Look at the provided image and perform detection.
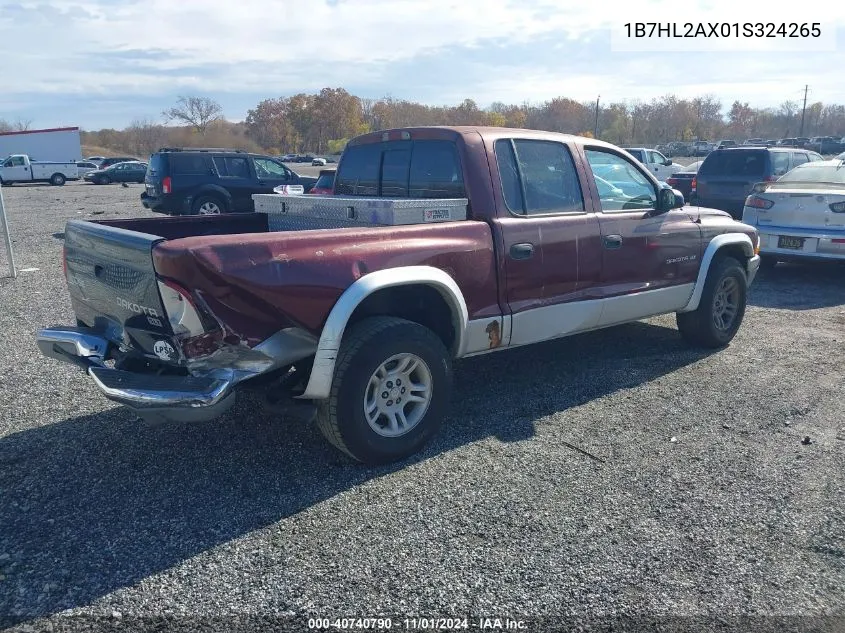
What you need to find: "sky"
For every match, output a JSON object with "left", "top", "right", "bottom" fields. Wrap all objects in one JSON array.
[{"left": 1, "top": 0, "right": 845, "bottom": 130}]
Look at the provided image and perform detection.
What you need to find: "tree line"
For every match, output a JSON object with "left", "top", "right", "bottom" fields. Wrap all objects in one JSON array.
[{"left": 78, "top": 89, "right": 845, "bottom": 158}]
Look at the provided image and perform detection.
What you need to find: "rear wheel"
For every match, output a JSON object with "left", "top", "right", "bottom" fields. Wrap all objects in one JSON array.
[
  {"left": 50, "top": 173, "right": 66, "bottom": 186},
  {"left": 192, "top": 195, "right": 226, "bottom": 215},
  {"left": 677, "top": 256, "right": 747, "bottom": 348},
  {"left": 315, "top": 316, "right": 452, "bottom": 465}
]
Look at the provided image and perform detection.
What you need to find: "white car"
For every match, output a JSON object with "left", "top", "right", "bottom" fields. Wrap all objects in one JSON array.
[
  {"left": 76, "top": 160, "right": 100, "bottom": 178},
  {"left": 741, "top": 159, "right": 845, "bottom": 269},
  {"left": 621, "top": 147, "right": 682, "bottom": 182},
  {"left": 312, "top": 157, "right": 327, "bottom": 166}
]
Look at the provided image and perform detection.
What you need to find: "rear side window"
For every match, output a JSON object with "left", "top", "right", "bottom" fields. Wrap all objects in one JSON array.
[
  {"left": 699, "top": 150, "right": 766, "bottom": 177},
  {"left": 213, "top": 156, "right": 251, "bottom": 178},
  {"left": 771, "top": 152, "right": 790, "bottom": 176},
  {"left": 496, "top": 139, "right": 584, "bottom": 215},
  {"left": 314, "top": 171, "right": 335, "bottom": 189},
  {"left": 171, "top": 154, "right": 211, "bottom": 175}
]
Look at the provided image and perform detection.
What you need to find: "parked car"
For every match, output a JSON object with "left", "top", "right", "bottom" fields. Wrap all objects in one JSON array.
[
  {"left": 694, "top": 147, "right": 824, "bottom": 218},
  {"left": 621, "top": 147, "right": 682, "bottom": 181},
  {"left": 99, "top": 156, "right": 141, "bottom": 169},
  {"left": 796, "top": 137, "right": 811, "bottom": 148},
  {"left": 807, "top": 136, "right": 843, "bottom": 154},
  {"left": 741, "top": 159, "right": 845, "bottom": 270},
  {"left": 280, "top": 154, "right": 298, "bottom": 162},
  {"left": 140, "top": 147, "right": 317, "bottom": 215},
  {"left": 764, "top": 140, "right": 778, "bottom": 146},
  {"left": 717, "top": 140, "right": 738, "bottom": 149},
  {"left": 85, "top": 156, "right": 106, "bottom": 165},
  {"left": 777, "top": 138, "right": 798, "bottom": 148},
  {"left": 84, "top": 161, "right": 148, "bottom": 185},
  {"left": 692, "top": 140, "right": 712, "bottom": 157},
  {"left": 308, "top": 168, "right": 336, "bottom": 195},
  {"left": 0, "top": 154, "right": 78, "bottom": 185},
  {"left": 665, "top": 142, "right": 692, "bottom": 157},
  {"left": 76, "top": 161, "right": 101, "bottom": 178},
  {"left": 293, "top": 154, "right": 315, "bottom": 163},
  {"left": 665, "top": 161, "right": 703, "bottom": 201},
  {"left": 312, "top": 157, "right": 327, "bottom": 166},
  {"left": 743, "top": 138, "right": 764, "bottom": 146},
  {"left": 37, "top": 126, "right": 760, "bottom": 465}
]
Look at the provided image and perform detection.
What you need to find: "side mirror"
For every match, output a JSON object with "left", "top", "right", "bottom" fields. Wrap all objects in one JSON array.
[
  {"left": 663, "top": 158, "right": 673, "bottom": 166},
  {"left": 657, "top": 187, "right": 681, "bottom": 212},
  {"left": 672, "top": 190, "right": 685, "bottom": 208}
]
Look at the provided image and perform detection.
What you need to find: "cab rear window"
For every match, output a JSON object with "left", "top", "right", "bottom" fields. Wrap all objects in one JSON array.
[{"left": 335, "top": 140, "right": 465, "bottom": 198}]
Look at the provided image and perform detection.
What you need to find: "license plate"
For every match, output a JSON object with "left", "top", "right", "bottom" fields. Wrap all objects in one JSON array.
[
  {"left": 778, "top": 236, "right": 804, "bottom": 250},
  {"left": 146, "top": 185, "right": 155, "bottom": 194}
]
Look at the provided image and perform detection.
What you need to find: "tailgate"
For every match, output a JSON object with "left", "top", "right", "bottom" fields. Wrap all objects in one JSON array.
[{"left": 64, "top": 219, "right": 177, "bottom": 360}]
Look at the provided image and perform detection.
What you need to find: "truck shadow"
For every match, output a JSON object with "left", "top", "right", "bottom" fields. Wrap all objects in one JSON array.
[
  {"left": 0, "top": 321, "right": 712, "bottom": 625},
  {"left": 749, "top": 261, "right": 845, "bottom": 310}
]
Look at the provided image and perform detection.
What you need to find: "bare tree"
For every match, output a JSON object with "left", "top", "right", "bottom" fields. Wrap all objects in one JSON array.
[
  {"left": 163, "top": 96, "right": 223, "bottom": 134},
  {"left": 126, "top": 118, "right": 167, "bottom": 156},
  {"left": 13, "top": 118, "right": 32, "bottom": 131},
  {"left": 0, "top": 119, "right": 12, "bottom": 133}
]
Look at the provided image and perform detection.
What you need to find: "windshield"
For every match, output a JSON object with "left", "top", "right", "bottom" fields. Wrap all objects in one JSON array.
[{"left": 779, "top": 164, "right": 845, "bottom": 184}]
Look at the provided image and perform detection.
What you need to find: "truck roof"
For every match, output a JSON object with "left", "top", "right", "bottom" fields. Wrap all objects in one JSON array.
[
  {"left": 346, "top": 126, "right": 622, "bottom": 152},
  {"left": 0, "top": 126, "right": 80, "bottom": 137}
]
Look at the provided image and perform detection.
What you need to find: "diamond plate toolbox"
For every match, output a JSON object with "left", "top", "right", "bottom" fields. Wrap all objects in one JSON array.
[{"left": 253, "top": 194, "right": 468, "bottom": 231}]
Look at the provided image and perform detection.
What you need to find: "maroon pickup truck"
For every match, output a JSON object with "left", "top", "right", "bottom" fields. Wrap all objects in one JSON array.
[{"left": 37, "top": 127, "right": 761, "bottom": 464}]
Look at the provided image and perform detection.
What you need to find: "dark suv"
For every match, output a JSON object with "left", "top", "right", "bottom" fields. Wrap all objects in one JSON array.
[
  {"left": 694, "top": 147, "right": 823, "bottom": 218},
  {"left": 140, "top": 148, "right": 317, "bottom": 215}
]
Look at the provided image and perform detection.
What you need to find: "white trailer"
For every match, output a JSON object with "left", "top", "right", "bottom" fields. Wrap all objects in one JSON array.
[{"left": 0, "top": 127, "right": 81, "bottom": 163}]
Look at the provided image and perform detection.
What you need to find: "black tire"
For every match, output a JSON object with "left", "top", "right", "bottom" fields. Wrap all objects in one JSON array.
[
  {"left": 192, "top": 195, "right": 226, "bottom": 215},
  {"left": 50, "top": 173, "right": 66, "bottom": 186},
  {"left": 676, "top": 256, "right": 747, "bottom": 348},
  {"left": 759, "top": 254, "right": 778, "bottom": 271},
  {"left": 97, "top": 175, "right": 110, "bottom": 185},
  {"left": 315, "top": 316, "right": 452, "bottom": 465}
]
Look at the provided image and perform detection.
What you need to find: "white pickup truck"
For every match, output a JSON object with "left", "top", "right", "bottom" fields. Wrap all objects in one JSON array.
[{"left": 0, "top": 154, "right": 79, "bottom": 186}]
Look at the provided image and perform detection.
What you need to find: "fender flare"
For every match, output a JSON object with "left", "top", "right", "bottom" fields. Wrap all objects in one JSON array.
[
  {"left": 193, "top": 185, "right": 233, "bottom": 210},
  {"left": 679, "top": 233, "right": 754, "bottom": 313},
  {"left": 298, "top": 266, "right": 469, "bottom": 400}
]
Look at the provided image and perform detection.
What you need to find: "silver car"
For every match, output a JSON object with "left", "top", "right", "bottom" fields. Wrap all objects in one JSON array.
[{"left": 741, "top": 159, "right": 845, "bottom": 269}]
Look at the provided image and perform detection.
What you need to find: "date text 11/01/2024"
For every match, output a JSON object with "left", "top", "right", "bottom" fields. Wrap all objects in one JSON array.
[
  {"left": 307, "top": 617, "right": 528, "bottom": 630},
  {"left": 623, "top": 22, "right": 821, "bottom": 38}
]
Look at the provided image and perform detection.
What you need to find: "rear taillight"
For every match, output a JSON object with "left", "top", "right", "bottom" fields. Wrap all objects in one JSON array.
[
  {"left": 690, "top": 176, "right": 697, "bottom": 191},
  {"left": 745, "top": 195, "right": 774, "bottom": 210},
  {"left": 829, "top": 201, "right": 845, "bottom": 213},
  {"left": 667, "top": 178, "right": 678, "bottom": 186},
  {"left": 162, "top": 176, "right": 172, "bottom": 194},
  {"left": 157, "top": 279, "right": 205, "bottom": 338}
]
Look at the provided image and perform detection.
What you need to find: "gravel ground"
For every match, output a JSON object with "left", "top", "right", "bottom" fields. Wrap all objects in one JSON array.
[{"left": 0, "top": 181, "right": 844, "bottom": 632}]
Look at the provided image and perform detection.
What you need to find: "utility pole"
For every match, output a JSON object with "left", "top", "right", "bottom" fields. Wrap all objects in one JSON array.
[
  {"left": 799, "top": 84, "right": 809, "bottom": 137},
  {"left": 593, "top": 95, "right": 600, "bottom": 138}
]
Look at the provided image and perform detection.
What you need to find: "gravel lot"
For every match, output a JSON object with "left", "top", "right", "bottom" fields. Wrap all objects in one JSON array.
[{"left": 1, "top": 181, "right": 844, "bottom": 632}]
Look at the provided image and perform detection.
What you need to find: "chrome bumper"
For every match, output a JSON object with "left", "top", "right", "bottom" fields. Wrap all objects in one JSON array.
[
  {"left": 747, "top": 254, "right": 761, "bottom": 286},
  {"left": 36, "top": 327, "right": 236, "bottom": 422}
]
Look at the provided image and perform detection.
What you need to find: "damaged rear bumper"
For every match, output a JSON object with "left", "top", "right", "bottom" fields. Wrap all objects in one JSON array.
[{"left": 36, "top": 326, "right": 316, "bottom": 423}]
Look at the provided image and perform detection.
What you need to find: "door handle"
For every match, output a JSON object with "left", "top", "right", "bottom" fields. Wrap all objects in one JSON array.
[
  {"left": 509, "top": 243, "right": 534, "bottom": 260},
  {"left": 603, "top": 235, "right": 623, "bottom": 249}
]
